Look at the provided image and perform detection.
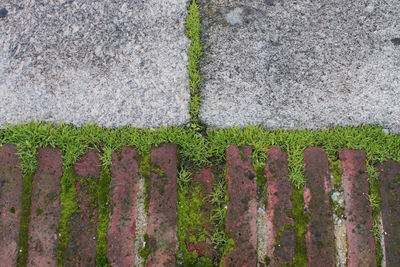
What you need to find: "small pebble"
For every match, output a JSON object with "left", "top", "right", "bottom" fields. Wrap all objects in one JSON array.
[
  {"left": 0, "top": 8, "right": 8, "bottom": 18},
  {"left": 391, "top": 38, "right": 400, "bottom": 46}
]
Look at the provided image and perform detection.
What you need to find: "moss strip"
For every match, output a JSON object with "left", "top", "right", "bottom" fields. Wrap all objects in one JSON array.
[
  {"left": 16, "top": 173, "right": 34, "bottom": 266},
  {"left": 186, "top": 0, "right": 204, "bottom": 131},
  {"left": 95, "top": 166, "right": 112, "bottom": 265},
  {"left": 56, "top": 166, "right": 79, "bottom": 266}
]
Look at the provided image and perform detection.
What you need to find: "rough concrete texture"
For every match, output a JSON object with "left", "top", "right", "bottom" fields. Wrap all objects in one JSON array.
[
  {"left": 199, "top": 0, "right": 400, "bottom": 132},
  {"left": 0, "top": 0, "right": 189, "bottom": 128}
]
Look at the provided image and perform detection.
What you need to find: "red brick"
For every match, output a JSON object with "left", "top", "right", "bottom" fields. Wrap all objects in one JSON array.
[
  {"left": 65, "top": 150, "right": 101, "bottom": 266},
  {"left": 187, "top": 168, "right": 214, "bottom": 259},
  {"left": 377, "top": 160, "right": 400, "bottom": 266},
  {"left": 146, "top": 144, "right": 177, "bottom": 266},
  {"left": 0, "top": 144, "right": 23, "bottom": 265},
  {"left": 107, "top": 147, "right": 139, "bottom": 265},
  {"left": 28, "top": 147, "right": 63, "bottom": 266},
  {"left": 73, "top": 150, "right": 101, "bottom": 178},
  {"left": 224, "top": 146, "right": 257, "bottom": 267},
  {"left": 339, "top": 149, "right": 376, "bottom": 267},
  {"left": 303, "top": 147, "right": 335, "bottom": 266},
  {"left": 265, "top": 147, "right": 294, "bottom": 265}
]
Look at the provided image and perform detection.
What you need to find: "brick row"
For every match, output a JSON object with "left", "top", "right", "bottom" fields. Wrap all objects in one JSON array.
[
  {"left": 303, "top": 148, "right": 335, "bottom": 266},
  {"left": 264, "top": 147, "right": 294, "bottom": 265},
  {"left": 145, "top": 144, "right": 178, "bottom": 266},
  {"left": 377, "top": 160, "right": 400, "bottom": 266},
  {"left": 107, "top": 147, "right": 139, "bottom": 265},
  {"left": 0, "top": 145, "right": 23, "bottom": 266},
  {"left": 224, "top": 145, "right": 258, "bottom": 266},
  {"left": 28, "top": 148, "right": 63, "bottom": 266},
  {"left": 3, "top": 144, "right": 400, "bottom": 266}
]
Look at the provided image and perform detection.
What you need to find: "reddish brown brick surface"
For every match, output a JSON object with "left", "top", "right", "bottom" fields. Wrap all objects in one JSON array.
[
  {"left": 340, "top": 149, "right": 376, "bottom": 267},
  {"left": 28, "top": 147, "right": 63, "bottom": 266},
  {"left": 264, "top": 147, "right": 294, "bottom": 265},
  {"left": 65, "top": 150, "right": 101, "bottom": 266},
  {"left": 303, "top": 147, "right": 335, "bottom": 266},
  {"left": 107, "top": 147, "right": 139, "bottom": 265},
  {"left": 224, "top": 146, "right": 257, "bottom": 267},
  {"left": 187, "top": 168, "right": 214, "bottom": 259},
  {"left": 146, "top": 144, "right": 177, "bottom": 266},
  {"left": 0, "top": 144, "right": 23, "bottom": 266},
  {"left": 377, "top": 160, "right": 400, "bottom": 266}
]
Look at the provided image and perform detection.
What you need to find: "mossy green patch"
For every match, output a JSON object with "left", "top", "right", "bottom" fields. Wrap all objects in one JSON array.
[
  {"left": 186, "top": 0, "right": 204, "bottom": 132},
  {"left": 56, "top": 166, "right": 79, "bottom": 266},
  {"left": 95, "top": 166, "right": 112, "bottom": 266},
  {"left": 291, "top": 186, "right": 308, "bottom": 267},
  {"left": 176, "top": 168, "right": 213, "bottom": 265},
  {"left": 16, "top": 172, "right": 34, "bottom": 267}
]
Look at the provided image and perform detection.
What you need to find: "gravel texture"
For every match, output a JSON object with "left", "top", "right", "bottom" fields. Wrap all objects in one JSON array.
[
  {"left": 0, "top": 0, "right": 189, "bottom": 128},
  {"left": 199, "top": 0, "right": 400, "bottom": 132}
]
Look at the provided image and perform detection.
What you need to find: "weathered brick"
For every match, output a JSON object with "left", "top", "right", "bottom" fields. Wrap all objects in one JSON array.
[
  {"left": 146, "top": 144, "right": 177, "bottom": 266},
  {"left": 377, "top": 160, "right": 400, "bottom": 266},
  {"left": 187, "top": 168, "right": 214, "bottom": 259},
  {"left": 65, "top": 150, "right": 101, "bottom": 266},
  {"left": 303, "top": 147, "right": 335, "bottom": 266},
  {"left": 0, "top": 145, "right": 23, "bottom": 265},
  {"left": 265, "top": 147, "right": 294, "bottom": 265},
  {"left": 339, "top": 149, "right": 376, "bottom": 267},
  {"left": 107, "top": 147, "right": 139, "bottom": 265},
  {"left": 28, "top": 148, "right": 63, "bottom": 266},
  {"left": 224, "top": 146, "right": 257, "bottom": 266}
]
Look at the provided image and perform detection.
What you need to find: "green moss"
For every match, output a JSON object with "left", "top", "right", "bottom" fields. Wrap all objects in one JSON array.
[
  {"left": 254, "top": 161, "right": 266, "bottom": 187},
  {"left": 186, "top": 0, "right": 204, "bottom": 131},
  {"left": 139, "top": 233, "right": 155, "bottom": 265},
  {"left": 95, "top": 166, "right": 112, "bottom": 266},
  {"left": 291, "top": 186, "right": 308, "bottom": 267},
  {"left": 16, "top": 172, "right": 34, "bottom": 267},
  {"left": 176, "top": 168, "right": 213, "bottom": 265},
  {"left": 366, "top": 163, "right": 383, "bottom": 267}
]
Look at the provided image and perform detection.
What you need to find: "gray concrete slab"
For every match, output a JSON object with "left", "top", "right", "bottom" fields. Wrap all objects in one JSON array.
[
  {"left": 0, "top": 0, "right": 189, "bottom": 128},
  {"left": 199, "top": 0, "right": 400, "bottom": 132}
]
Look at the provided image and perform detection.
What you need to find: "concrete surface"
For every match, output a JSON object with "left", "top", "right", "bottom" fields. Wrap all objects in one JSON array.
[
  {"left": 199, "top": 0, "right": 400, "bottom": 132},
  {"left": 0, "top": 0, "right": 189, "bottom": 128}
]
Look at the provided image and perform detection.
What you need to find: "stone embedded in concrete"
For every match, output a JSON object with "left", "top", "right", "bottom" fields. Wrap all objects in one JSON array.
[
  {"left": 339, "top": 149, "right": 376, "bottom": 266},
  {"left": 0, "top": 0, "right": 189, "bottom": 128},
  {"left": 28, "top": 147, "right": 63, "bottom": 266},
  {"left": 187, "top": 168, "right": 214, "bottom": 260},
  {"left": 224, "top": 146, "right": 257, "bottom": 266},
  {"left": 377, "top": 160, "right": 400, "bottom": 266},
  {"left": 199, "top": 0, "right": 400, "bottom": 133},
  {"left": 264, "top": 147, "right": 294, "bottom": 265},
  {"left": 65, "top": 150, "right": 101, "bottom": 266},
  {"left": 303, "top": 147, "right": 335, "bottom": 266},
  {"left": 146, "top": 144, "right": 177, "bottom": 266},
  {"left": 0, "top": 144, "right": 23, "bottom": 266},
  {"left": 107, "top": 147, "right": 139, "bottom": 265}
]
